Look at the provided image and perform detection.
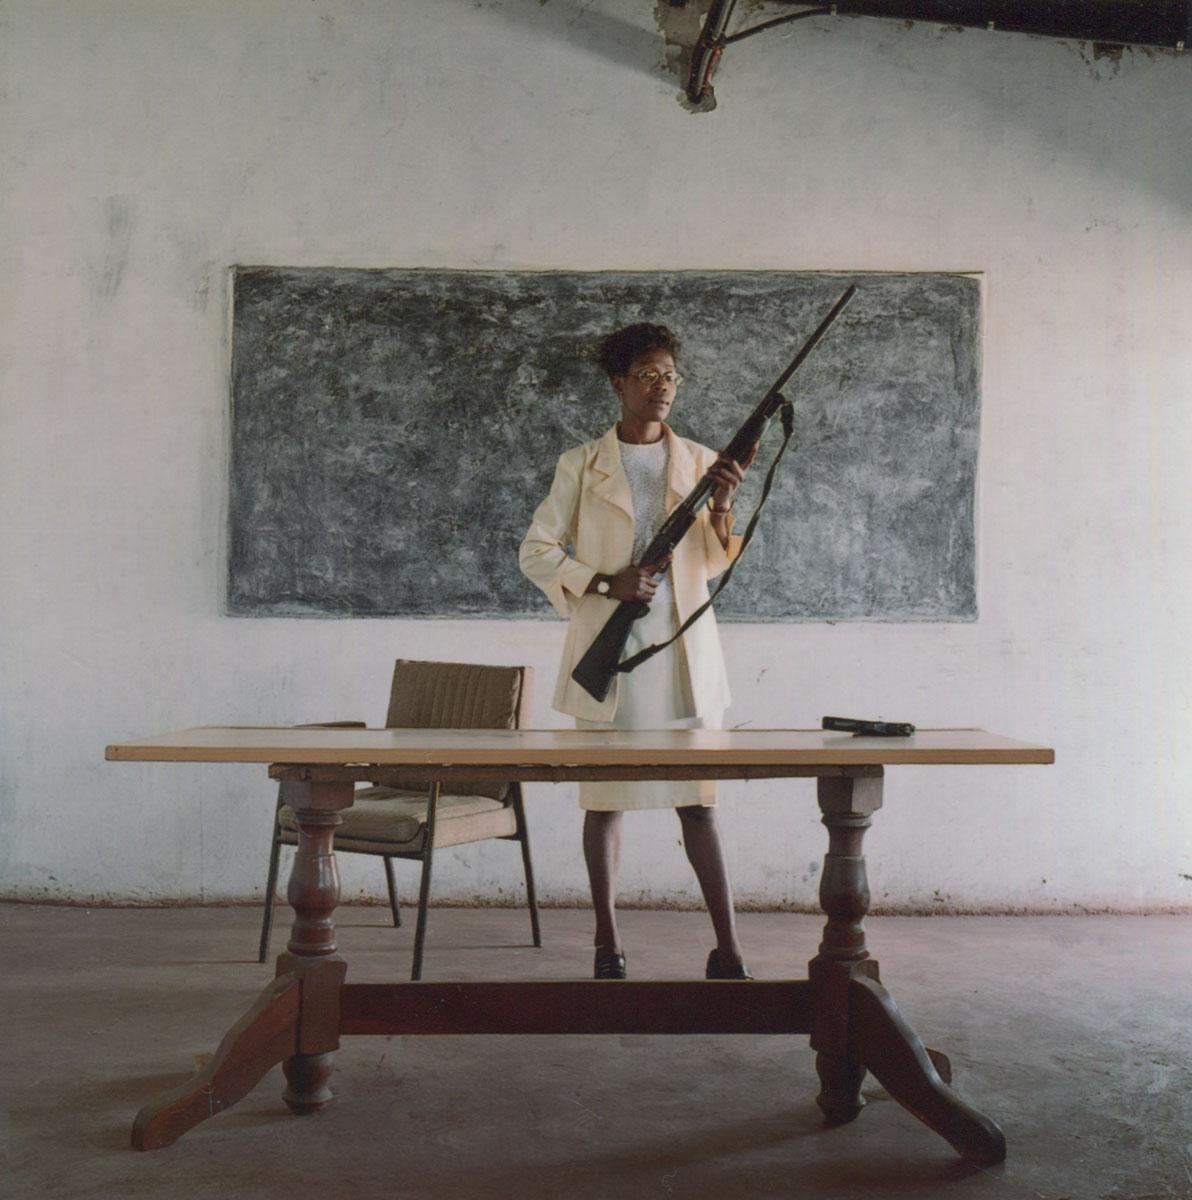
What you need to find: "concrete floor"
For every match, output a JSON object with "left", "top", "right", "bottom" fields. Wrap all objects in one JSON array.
[{"left": 2, "top": 904, "right": 1190, "bottom": 1200}]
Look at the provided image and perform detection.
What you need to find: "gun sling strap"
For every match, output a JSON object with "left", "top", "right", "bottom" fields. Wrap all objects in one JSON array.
[{"left": 613, "top": 394, "right": 795, "bottom": 677}]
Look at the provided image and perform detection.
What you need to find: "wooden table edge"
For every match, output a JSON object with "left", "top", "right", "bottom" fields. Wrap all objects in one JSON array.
[{"left": 106, "top": 747, "right": 1055, "bottom": 765}]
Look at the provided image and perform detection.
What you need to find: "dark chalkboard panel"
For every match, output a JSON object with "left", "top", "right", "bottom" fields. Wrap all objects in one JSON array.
[{"left": 228, "top": 269, "right": 979, "bottom": 620}]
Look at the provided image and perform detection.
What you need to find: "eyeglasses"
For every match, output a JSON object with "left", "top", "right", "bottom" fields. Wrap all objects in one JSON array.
[{"left": 626, "top": 368, "right": 683, "bottom": 388}]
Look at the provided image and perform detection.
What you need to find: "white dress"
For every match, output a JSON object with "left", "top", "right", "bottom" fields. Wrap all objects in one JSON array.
[{"left": 575, "top": 438, "right": 722, "bottom": 812}]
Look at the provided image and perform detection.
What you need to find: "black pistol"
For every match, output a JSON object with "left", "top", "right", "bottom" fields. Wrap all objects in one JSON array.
[{"left": 822, "top": 716, "right": 915, "bottom": 738}]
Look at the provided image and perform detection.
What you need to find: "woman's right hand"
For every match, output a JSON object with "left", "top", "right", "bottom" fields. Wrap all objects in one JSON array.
[{"left": 606, "top": 555, "right": 671, "bottom": 603}]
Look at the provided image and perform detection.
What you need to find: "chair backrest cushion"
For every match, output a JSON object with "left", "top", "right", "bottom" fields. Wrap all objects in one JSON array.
[{"left": 384, "top": 660, "right": 531, "bottom": 800}]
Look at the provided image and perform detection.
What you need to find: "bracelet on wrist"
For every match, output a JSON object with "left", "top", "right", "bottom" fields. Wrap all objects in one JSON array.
[{"left": 710, "top": 502, "right": 733, "bottom": 515}]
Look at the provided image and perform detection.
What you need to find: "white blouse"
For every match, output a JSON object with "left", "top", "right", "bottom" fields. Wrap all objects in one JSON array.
[{"left": 619, "top": 437, "right": 673, "bottom": 607}]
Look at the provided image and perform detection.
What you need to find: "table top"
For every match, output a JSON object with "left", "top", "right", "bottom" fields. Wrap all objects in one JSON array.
[{"left": 106, "top": 726, "right": 1054, "bottom": 767}]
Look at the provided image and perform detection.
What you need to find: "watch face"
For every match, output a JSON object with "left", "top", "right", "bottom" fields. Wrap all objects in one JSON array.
[{"left": 597, "top": 580, "right": 610, "bottom": 594}]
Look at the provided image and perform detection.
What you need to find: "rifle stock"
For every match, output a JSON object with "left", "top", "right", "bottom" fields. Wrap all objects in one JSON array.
[
  {"left": 570, "top": 600, "right": 649, "bottom": 703},
  {"left": 571, "top": 285, "right": 856, "bottom": 704}
]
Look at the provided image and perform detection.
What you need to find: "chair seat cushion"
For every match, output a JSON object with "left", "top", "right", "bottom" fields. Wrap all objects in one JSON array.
[{"left": 280, "top": 786, "right": 515, "bottom": 850}]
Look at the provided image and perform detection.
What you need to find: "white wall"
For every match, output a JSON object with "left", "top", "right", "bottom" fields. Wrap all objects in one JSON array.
[{"left": 2, "top": 0, "right": 1190, "bottom": 911}]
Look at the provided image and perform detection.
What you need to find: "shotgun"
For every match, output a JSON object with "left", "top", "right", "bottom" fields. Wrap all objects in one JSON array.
[{"left": 571, "top": 284, "right": 856, "bottom": 703}]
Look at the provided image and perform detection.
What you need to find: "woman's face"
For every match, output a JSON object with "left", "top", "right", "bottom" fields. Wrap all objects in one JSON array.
[{"left": 613, "top": 348, "right": 679, "bottom": 426}]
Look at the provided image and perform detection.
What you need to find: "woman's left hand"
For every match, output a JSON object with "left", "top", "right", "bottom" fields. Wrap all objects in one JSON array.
[{"left": 708, "top": 442, "right": 759, "bottom": 511}]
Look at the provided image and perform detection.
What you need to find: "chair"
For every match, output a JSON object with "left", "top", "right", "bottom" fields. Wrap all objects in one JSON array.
[{"left": 258, "top": 660, "right": 541, "bottom": 979}]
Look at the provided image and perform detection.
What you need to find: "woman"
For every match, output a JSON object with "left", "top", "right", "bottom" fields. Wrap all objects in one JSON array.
[{"left": 519, "top": 322, "right": 756, "bottom": 982}]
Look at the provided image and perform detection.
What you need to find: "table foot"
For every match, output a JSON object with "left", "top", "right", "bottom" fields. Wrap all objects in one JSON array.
[
  {"left": 131, "top": 973, "right": 301, "bottom": 1151},
  {"left": 283, "top": 1051, "right": 336, "bottom": 1113},
  {"left": 925, "top": 1046, "right": 953, "bottom": 1085},
  {"left": 851, "top": 973, "right": 1006, "bottom": 1166},
  {"left": 815, "top": 1050, "right": 866, "bottom": 1123}
]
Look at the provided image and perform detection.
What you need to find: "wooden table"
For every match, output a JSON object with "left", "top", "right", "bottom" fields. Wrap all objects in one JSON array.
[{"left": 106, "top": 726, "right": 1053, "bottom": 1163}]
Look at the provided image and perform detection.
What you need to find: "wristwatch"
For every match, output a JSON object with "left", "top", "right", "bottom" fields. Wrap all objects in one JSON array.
[{"left": 595, "top": 577, "right": 610, "bottom": 595}]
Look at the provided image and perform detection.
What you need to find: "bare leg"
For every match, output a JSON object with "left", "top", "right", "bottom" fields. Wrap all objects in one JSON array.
[
  {"left": 676, "top": 805, "right": 745, "bottom": 968},
  {"left": 583, "top": 810, "right": 624, "bottom": 953}
]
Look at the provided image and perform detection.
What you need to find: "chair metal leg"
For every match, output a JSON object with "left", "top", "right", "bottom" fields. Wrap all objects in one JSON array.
[
  {"left": 411, "top": 783, "right": 440, "bottom": 982},
  {"left": 383, "top": 856, "right": 401, "bottom": 927},
  {"left": 257, "top": 790, "right": 286, "bottom": 963},
  {"left": 512, "top": 786, "right": 542, "bottom": 948}
]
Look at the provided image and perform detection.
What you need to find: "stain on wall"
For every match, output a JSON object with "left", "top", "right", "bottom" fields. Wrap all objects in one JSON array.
[{"left": 91, "top": 195, "right": 134, "bottom": 304}]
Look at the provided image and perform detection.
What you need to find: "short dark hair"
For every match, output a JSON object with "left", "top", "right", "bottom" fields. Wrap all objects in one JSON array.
[{"left": 596, "top": 323, "right": 681, "bottom": 379}]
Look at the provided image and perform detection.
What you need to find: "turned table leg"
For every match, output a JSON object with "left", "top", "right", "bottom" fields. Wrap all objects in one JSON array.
[
  {"left": 130, "top": 778, "right": 352, "bottom": 1149},
  {"left": 807, "top": 767, "right": 1007, "bottom": 1165},
  {"left": 809, "top": 768, "right": 883, "bottom": 1123},
  {"left": 276, "top": 781, "right": 351, "bottom": 1115}
]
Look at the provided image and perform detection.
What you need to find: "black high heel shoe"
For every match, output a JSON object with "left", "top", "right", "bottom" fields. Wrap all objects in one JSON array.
[
  {"left": 594, "top": 948, "right": 628, "bottom": 980},
  {"left": 705, "top": 949, "right": 753, "bottom": 980}
]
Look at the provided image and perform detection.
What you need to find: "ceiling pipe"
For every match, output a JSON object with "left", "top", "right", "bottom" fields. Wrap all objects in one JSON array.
[
  {"left": 687, "top": 0, "right": 741, "bottom": 106},
  {"left": 686, "top": 0, "right": 1190, "bottom": 104}
]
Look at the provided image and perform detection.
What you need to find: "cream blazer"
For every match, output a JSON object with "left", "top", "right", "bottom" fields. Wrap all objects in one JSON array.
[{"left": 519, "top": 424, "right": 742, "bottom": 722}]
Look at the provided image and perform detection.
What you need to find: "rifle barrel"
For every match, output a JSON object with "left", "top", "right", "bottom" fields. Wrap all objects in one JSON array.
[{"left": 769, "top": 284, "right": 856, "bottom": 397}]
